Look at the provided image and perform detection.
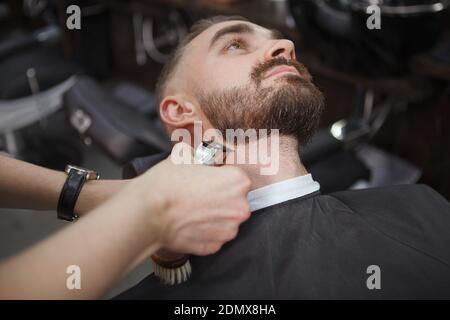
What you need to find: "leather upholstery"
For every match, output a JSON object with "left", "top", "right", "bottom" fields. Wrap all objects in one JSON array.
[{"left": 64, "top": 76, "right": 171, "bottom": 164}]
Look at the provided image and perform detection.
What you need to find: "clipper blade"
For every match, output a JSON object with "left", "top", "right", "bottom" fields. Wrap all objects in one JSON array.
[{"left": 151, "top": 255, "right": 192, "bottom": 285}]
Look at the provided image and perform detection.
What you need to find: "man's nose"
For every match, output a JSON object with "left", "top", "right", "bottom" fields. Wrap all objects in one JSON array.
[{"left": 264, "top": 39, "right": 296, "bottom": 61}]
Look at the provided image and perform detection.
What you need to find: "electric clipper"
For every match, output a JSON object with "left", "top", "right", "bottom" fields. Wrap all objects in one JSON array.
[{"left": 150, "top": 140, "right": 231, "bottom": 285}]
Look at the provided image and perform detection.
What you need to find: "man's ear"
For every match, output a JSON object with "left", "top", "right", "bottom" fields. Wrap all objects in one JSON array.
[{"left": 159, "top": 95, "right": 200, "bottom": 128}]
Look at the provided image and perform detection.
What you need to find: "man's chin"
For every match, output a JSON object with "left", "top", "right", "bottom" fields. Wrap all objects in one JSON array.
[{"left": 260, "top": 76, "right": 314, "bottom": 96}]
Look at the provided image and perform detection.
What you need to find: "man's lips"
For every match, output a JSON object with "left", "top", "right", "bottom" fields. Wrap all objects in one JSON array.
[{"left": 264, "top": 65, "right": 300, "bottom": 79}]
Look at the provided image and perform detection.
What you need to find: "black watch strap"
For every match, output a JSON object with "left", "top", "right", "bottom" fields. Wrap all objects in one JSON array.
[{"left": 57, "top": 170, "right": 87, "bottom": 221}]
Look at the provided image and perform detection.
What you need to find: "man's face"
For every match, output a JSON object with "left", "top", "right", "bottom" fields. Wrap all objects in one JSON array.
[{"left": 173, "top": 20, "right": 324, "bottom": 144}]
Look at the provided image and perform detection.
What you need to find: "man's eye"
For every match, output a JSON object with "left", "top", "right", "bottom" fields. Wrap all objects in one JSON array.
[{"left": 225, "top": 39, "right": 245, "bottom": 52}]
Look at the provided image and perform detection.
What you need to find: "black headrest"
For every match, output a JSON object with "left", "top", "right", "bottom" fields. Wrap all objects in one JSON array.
[{"left": 122, "top": 152, "right": 171, "bottom": 179}]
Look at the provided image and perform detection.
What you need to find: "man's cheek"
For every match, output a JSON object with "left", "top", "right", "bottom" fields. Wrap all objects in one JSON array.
[{"left": 218, "top": 65, "right": 249, "bottom": 84}]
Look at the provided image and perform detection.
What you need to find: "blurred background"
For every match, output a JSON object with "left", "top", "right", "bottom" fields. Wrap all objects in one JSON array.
[{"left": 0, "top": 0, "right": 449, "bottom": 297}]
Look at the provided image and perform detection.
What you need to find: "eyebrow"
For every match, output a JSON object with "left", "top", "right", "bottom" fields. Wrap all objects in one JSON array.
[
  {"left": 209, "top": 23, "right": 255, "bottom": 49},
  {"left": 209, "top": 23, "right": 285, "bottom": 50}
]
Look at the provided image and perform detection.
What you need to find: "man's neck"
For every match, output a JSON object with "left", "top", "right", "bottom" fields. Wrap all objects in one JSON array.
[{"left": 230, "top": 135, "right": 308, "bottom": 191}]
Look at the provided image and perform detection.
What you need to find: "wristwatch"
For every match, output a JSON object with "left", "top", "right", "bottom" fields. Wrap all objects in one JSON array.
[{"left": 57, "top": 165, "right": 99, "bottom": 221}]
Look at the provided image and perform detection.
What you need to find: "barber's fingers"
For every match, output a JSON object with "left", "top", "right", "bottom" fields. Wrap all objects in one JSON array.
[
  {"left": 215, "top": 222, "right": 241, "bottom": 242},
  {"left": 196, "top": 242, "right": 224, "bottom": 256},
  {"left": 216, "top": 200, "right": 251, "bottom": 224},
  {"left": 212, "top": 166, "right": 252, "bottom": 217},
  {"left": 200, "top": 221, "right": 241, "bottom": 240},
  {"left": 160, "top": 217, "right": 243, "bottom": 256},
  {"left": 180, "top": 221, "right": 242, "bottom": 256},
  {"left": 192, "top": 228, "right": 239, "bottom": 256},
  {"left": 222, "top": 165, "right": 252, "bottom": 191},
  {"left": 189, "top": 238, "right": 233, "bottom": 256}
]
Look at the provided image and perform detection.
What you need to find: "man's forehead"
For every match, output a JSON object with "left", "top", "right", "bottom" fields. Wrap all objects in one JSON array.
[{"left": 191, "top": 20, "right": 273, "bottom": 48}]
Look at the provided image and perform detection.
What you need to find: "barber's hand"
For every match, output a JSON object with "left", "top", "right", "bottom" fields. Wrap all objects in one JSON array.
[{"left": 133, "top": 142, "right": 251, "bottom": 256}]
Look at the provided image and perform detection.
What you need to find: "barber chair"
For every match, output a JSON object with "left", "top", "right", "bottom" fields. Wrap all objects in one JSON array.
[
  {"left": 0, "top": 0, "right": 91, "bottom": 169},
  {"left": 63, "top": 76, "right": 171, "bottom": 164},
  {"left": 0, "top": 19, "right": 84, "bottom": 169},
  {"left": 62, "top": 3, "right": 186, "bottom": 164}
]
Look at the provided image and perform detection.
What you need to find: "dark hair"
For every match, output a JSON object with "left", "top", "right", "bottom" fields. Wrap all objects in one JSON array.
[{"left": 154, "top": 15, "right": 249, "bottom": 106}]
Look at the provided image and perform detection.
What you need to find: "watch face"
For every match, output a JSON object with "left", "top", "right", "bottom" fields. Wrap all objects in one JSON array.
[{"left": 65, "top": 165, "right": 99, "bottom": 180}]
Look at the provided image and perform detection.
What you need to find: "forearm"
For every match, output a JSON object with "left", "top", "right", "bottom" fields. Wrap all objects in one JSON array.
[
  {"left": 0, "top": 189, "right": 161, "bottom": 299},
  {"left": 0, "top": 155, "right": 127, "bottom": 215},
  {"left": 0, "top": 155, "right": 66, "bottom": 210}
]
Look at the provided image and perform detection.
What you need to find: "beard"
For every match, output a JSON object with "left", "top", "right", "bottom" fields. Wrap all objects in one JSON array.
[{"left": 196, "top": 57, "right": 325, "bottom": 145}]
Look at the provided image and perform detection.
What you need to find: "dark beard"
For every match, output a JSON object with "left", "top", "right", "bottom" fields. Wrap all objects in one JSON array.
[{"left": 196, "top": 59, "right": 325, "bottom": 145}]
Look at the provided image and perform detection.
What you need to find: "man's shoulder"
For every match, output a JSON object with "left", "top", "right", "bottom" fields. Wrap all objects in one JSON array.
[
  {"left": 328, "top": 184, "right": 449, "bottom": 216},
  {"left": 327, "top": 184, "right": 450, "bottom": 263},
  {"left": 326, "top": 184, "right": 450, "bottom": 243}
]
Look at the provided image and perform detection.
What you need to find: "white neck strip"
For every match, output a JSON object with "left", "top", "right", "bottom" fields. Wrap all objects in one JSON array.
[{"left": 247, "top": 174, "right": 320, "bottom": 212}]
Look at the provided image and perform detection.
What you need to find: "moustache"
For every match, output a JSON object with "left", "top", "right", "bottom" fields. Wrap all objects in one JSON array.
[{"left": 251, "top": 57, "right": 312, "bottom": 85}]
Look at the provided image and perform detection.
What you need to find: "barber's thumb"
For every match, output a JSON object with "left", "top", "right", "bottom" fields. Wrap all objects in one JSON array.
[{"left": 170, "top": 141, "right": 195, "bottom": 164}]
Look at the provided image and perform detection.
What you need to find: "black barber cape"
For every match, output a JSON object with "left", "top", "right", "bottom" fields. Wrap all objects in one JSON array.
[{"left": 116, "top": 154, "right": 450, "bottom": 299}]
